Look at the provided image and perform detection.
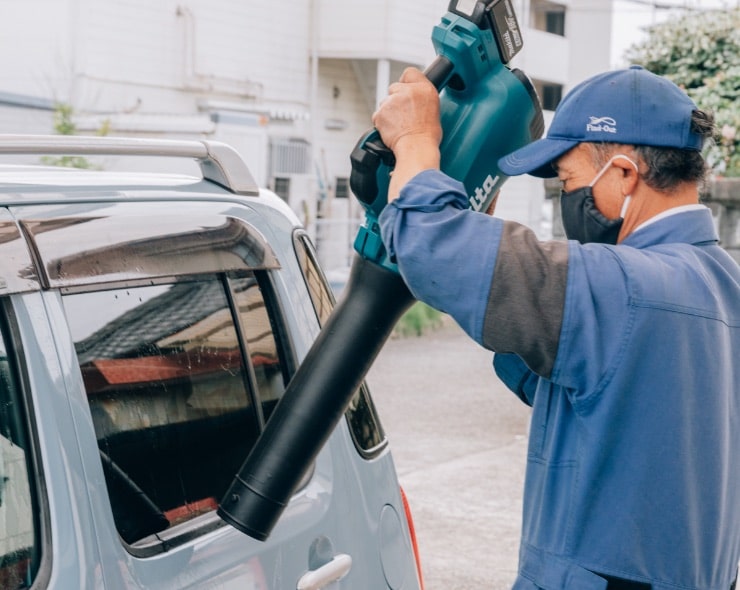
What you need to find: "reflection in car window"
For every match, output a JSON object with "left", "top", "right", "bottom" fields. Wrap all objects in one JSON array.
[
  {"left": 231, "top": 277, "right": 287, "bottom": 424},
  {"left": 292, "top": 232, "right": 386, "bottom": 456},
  {"left": 63, "top": 275, "right": 286, "bottom": 547},
  {"left": 0, "top": 315, "right": 39, "bottom": 588},
  {"left": 292, "top": 232, "right": 334, "bottom": 324}
]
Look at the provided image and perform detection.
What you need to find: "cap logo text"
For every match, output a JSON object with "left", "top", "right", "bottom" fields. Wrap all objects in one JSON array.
[{"left": 587, "top": 116, "right": 617, "bottom": 134}]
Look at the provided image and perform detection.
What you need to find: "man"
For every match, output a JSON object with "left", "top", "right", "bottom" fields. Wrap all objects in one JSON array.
[{"left": 373, "top": 65, "right": 740, "bottom": 589}]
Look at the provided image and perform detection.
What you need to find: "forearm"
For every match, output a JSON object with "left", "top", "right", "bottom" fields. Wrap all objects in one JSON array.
[{"left": 387, "top": 136, "right": 441, "bottom": 202}]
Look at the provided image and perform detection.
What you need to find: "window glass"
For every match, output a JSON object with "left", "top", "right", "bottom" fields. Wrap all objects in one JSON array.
[
  {"left": 532, "top": 80, "right": 564, "bottom": 112},
  {"left": 346, "top": 383, "right": 385, "bottom": 455},
  {"left": 0, "top": 317, "right": 40, "bottom": 588},
  {"left": 530, "top": 0, "right": 566, "bottom": 37},
  {"left": 545, "top": 10, "right": 565, "bottom": 36},
  {"left": 273, "top": 177, "right": 291, "bottom": 201},
  {"left": 541, "top": 83, "right": 563, "bottom": 111},
  {"left": 335, "top": 177, "right": 350, "bottom": 199},
  {"left": 63, "top": 278, "right": 267, "bottom": 545},
  {"left": 292, "top": 232, "right": 386, "bottom": 455},
  {"left": 231, "top": 276, "right": 287, "bottom": 423},
  {"left": 293, "top": 233, "right": 334, "bottom": 324}
]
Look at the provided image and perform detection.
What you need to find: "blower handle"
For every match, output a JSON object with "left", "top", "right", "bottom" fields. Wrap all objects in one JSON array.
[
  {"left": 350, "top": 56, "right": 454, "bottom": 209},
  {"left": 424, "top": 55, "right": 456, "bottom": 91}
]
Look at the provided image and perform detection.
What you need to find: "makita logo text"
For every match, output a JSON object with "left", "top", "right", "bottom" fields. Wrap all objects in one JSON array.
[
  {"left": 506, "top": 16, "right": 522, "bottom": 49},
  {"left": 586, "top": 116, "right": 617, "bottom": 134},
  {"left": 501, "top": 31, "right": 515, "bottom": 58},
  {"left": 469, "top": 174, "right": 499, "bottom": 211}
]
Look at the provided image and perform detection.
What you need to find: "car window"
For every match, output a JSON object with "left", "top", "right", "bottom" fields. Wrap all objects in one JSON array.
[
  {"left": 292, "top": 231, "right": 335, "bottom": 323},
  {"left": 292, "top": 232, "right": 386, "bottom": 456},
  {"left": 0, "top": 311, "right": 40, "bottom": 588},
  {"left": 230, "top": 276, "right": 289, "bottom": 424},
  {"left": 62, "top": 273, "right": 290, "bottom": 548}
]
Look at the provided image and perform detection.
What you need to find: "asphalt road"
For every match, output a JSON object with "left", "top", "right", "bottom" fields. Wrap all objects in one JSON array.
[{"left": 366, "top": 316, "right": 532, "bottom": 590}]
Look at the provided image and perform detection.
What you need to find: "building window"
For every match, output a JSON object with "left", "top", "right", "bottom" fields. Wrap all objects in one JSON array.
[
  {"left": 533, "top": 80, "right": 564, "bottom": 111},
  {"left": 531, "top": 0, "right": 566, "bottom": 37},
  {"left": 335, "top": 177, "right": 350, "bottom": 199},
  {"left": 269, "top": 137, "right": 311, "bottom": 176},
  {"left": 546, "top": 9, "right": 565, "bottom": 35},
  {"left": 541, "top": 83, "right": 563, "bottom": 111},
  {"left": 273, "top": 177, "right": 290, "bottom": 201}
]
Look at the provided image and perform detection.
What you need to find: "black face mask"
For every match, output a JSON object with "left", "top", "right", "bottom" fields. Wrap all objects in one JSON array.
[{"left": 560, "top": 186, "right": 623, "bottom": 245}]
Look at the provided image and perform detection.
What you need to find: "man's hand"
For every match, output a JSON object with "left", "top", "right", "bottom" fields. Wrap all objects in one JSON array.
[
  {"left": 372, "top": 67, "right": 443, "bottom": 201},
  {"left": 372, "top": 67, "right": 442, "bottom": 153}
]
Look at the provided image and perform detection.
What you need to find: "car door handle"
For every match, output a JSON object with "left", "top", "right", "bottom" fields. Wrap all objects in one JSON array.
[{"left": 296, "top": 554, "right": 352, "bottom": 590}]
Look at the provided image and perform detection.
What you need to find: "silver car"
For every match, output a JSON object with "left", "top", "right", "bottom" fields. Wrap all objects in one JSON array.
[{"left": 0, "top": 135, "right": 423, "bottom": 590}]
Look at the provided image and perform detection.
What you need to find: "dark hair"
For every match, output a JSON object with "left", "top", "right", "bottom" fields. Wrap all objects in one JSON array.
[{"left": 588, "top": 109, "right": 716, "bottom": 192}]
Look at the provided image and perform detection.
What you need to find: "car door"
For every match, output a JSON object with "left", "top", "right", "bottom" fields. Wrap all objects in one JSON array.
[{"left": 14, "top": 199, "right": 348, "bottom": 589}]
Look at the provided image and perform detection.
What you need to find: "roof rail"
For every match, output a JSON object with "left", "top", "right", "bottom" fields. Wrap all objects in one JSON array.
[{"left": 0, "top": 134, "right": 260, "bottom": 196}]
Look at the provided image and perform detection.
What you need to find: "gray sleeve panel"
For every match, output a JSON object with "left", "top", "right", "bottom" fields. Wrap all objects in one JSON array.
[{"left": 482, "top": 222, "right": 569, "bottom": 379}]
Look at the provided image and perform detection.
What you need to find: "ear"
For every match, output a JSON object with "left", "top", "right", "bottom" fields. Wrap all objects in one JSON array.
[{"left": 612, "top": 156, "right": 640, "bottom": 197}]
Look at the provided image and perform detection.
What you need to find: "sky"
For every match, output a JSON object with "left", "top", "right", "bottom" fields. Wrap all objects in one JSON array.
[{"left": 610, "top": 0, "right": 734, "bottom": 67}]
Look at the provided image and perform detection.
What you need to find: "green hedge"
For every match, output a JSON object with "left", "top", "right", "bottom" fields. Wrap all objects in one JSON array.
[{"left": 393, "top": 302, "right": 444, "bottom": 338}]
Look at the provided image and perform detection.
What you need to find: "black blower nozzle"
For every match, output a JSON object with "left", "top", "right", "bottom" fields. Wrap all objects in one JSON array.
[{"left": 218, "top": 254, "right": 415, "bottom": 540}]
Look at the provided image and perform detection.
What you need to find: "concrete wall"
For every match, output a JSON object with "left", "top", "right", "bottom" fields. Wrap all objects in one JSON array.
[{"left": 703, "top": 178, "right": 740, "bottom": 263}]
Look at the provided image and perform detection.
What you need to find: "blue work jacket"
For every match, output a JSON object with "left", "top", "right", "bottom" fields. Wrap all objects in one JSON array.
[{"left": 379, "top": 169, "right": 740, "bottom": 590}]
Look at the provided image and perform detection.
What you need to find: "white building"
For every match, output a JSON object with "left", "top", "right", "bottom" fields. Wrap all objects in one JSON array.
[{"left": 0, "top": 0, "right": 615, "bottom": 270}]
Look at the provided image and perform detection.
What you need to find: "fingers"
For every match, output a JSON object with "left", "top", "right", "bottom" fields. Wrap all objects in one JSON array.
[
  {"left": 371, "top": 67, "right": 441, "bottom": 152},
  {"left": 399, "top": 67, "right": 427, "bottom": 83},
  {"left": 380, "top": 68, "right": 432, "bottom": 102}
]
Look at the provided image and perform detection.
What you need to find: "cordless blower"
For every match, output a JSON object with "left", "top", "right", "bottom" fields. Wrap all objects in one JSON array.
[{"left": 218, "top": 0, "right": 544, "bottom": 541}]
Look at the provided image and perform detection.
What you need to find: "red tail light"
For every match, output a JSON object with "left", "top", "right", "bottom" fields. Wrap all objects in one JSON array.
[{"left": 400, "top": 486, "right": 424, "bottom": 590}]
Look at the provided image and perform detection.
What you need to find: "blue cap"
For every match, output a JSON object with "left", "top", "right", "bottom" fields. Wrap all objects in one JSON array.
[{"left": 498, "top": 66, "right": 703, "bottom": 178}]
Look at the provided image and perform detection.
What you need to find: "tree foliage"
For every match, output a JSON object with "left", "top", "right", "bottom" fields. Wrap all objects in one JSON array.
[
  {"left": 43, "top": 103, "right": 110, "bottom": 169},
  {"left": 625, "top": 8, "right": 739, "bottom": 177}
]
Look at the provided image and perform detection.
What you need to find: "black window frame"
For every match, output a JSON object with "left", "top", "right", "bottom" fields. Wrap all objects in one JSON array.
[{"left": 0, "top": 300, "right": 51, "bottom": 589}]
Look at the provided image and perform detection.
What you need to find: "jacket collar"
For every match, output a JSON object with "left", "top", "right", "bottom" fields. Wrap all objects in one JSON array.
[{"left": 621, "top": 206, "right": 718, "bottom": 249}]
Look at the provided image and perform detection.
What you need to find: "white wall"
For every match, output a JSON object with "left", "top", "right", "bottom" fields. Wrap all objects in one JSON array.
[
  {"left": 317, "top": 0, "right": 447, "bottom": 63},
  {"left": 565, "top": 0, "right": 614, "bottom": 90},
  {"left": 72, "top": 0, "right": 311, "bottom": 113},
  {"left": 0, "top": 0, "right": 74, "bottom": 101},
  {"left": 514, "top": 29, "right": 570, "bottom": 85}
]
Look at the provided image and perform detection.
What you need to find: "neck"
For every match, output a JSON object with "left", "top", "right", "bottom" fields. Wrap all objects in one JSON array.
[{"left": 618, "top": 182, "right": 700, "bottom": 242}]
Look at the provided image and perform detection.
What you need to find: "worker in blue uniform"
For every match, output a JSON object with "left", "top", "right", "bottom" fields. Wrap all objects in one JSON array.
[{"left": 373, "top": 65, "right": 740, "bottom": 590}]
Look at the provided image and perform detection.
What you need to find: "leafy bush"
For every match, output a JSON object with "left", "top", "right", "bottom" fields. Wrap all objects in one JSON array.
[
  {"left": 625, "top": 8, "right": 739, "bottom": 177},
  {"left": 42, "top": 103, "right": 110, "bottom": 169},
  {"left": 393, "top": 302, "right": 443, "bottom": 338}
]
